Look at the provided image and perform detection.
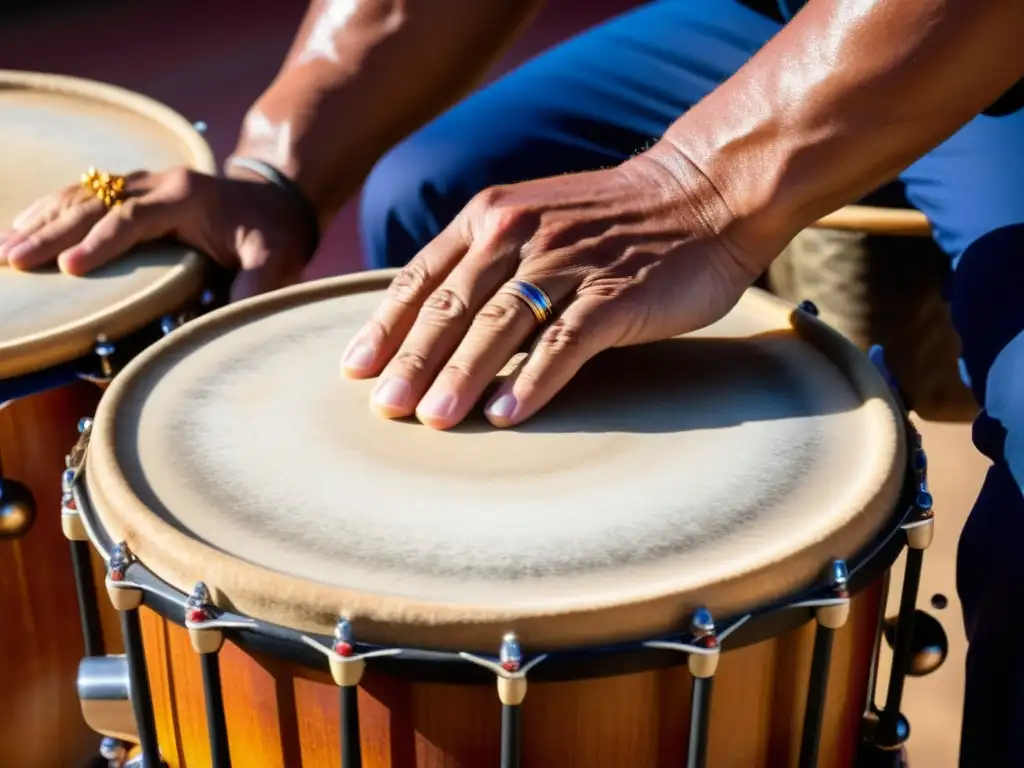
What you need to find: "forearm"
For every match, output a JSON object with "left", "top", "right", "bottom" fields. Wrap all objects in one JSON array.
[
  {"left": 230, "top": 0, "right": 544, "bottom": 225},
  {"left": 651, "top": 0, "right": 1024, "bottom": 263}
]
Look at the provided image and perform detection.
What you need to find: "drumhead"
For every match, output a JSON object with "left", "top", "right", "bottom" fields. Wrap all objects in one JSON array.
[
  {"left": 86, "top": 272, "right": 906, "bottom": 650},
  {"left": 0, "top": 71, "right": 214, "bottom": 378}
]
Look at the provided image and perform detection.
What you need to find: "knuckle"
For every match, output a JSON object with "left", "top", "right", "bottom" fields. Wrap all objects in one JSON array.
[
  {"left": 419, "top": 287, "right": 469, "bottom": 323},
  {"left": 468, "top": 186, "right": 534, "bottom": 246},
  {"left": 538, "top": 318, "right": 587, "bottom": 354},
  {"left": 391, "top": 349, "right": 431, "bottom": 377},
  {"left": 439, "top": 359, "right": 474, "bottom": 384},
  {"left": 387, "top": 262, "right": 431, "bottom": 304},
  {"left": 163, "top": 167, "right": 197, "bottom": 198},
  {"left": 484, "top": 204, "right": 530, "bottom": 244},
  {"left": 469, "top": 185, "right": 505, "bottom": 214},
  {"left": 474, "top": 297, "right": 522, "bottom": 333},
  {"left": 115, "top": 197, "right": 142, "bottom": 224}
]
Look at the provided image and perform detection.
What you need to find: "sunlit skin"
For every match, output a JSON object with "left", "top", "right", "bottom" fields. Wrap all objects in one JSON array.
[
  {"left": 0, "top": 0, "right": 543, "bottom": 296},
  {"left": 339, "top": 0, "right": 1024, "bottom": 430},
  {"left": 0, "top": 0, "right": 1021, "bottom": 424}
]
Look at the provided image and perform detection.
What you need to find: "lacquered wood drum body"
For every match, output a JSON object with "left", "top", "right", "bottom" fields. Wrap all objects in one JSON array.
[{"left": 132, "top": 579, "right": 884, "bottom": 768}]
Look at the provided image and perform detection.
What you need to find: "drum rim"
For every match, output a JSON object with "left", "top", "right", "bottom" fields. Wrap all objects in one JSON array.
[
  {"left": 0, "top": 70, "right": 214, "bottom": 379},
  {"left": 72, "top": 426, "right": 920, "bottom": 683},
  {"left": 83, "top": 271, "right": 909, "bottom": 652}
]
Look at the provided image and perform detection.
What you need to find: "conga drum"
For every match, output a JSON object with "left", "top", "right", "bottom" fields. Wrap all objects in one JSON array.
[
  {"left": 0, "top": 71, "right": 216, "bottom": 768},
  {"left": 71, "top": 273, "right": 933, "bottom": 768}
]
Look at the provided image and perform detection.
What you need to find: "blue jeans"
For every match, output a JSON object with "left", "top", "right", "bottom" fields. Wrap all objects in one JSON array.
[{"left": 359, "top": 2, "right": 1024, "bottom": 762}]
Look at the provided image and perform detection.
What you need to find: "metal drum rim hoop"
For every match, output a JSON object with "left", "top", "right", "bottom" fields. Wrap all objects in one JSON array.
[
  {"left": 71, "top": 460, "right": 920, "bottom": 676},
  {"left": 79, "top": 270, "right": 909, "bottom": 652},
  {"left": 0, "top": 69, "right": 215, "bottom": 379}
]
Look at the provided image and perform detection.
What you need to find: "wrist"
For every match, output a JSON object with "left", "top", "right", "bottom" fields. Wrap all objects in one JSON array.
[
  {"left": 224, "top": 157, "right": 321, "bottom": 263},
  {"left": 632, "top": 139, "right": 793, "bottom": 277}
]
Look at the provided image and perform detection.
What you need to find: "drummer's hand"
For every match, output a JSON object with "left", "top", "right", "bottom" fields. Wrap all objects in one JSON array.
[
  {"left": 0, "top": 167, "right": 313, "bottom": 300},
  {"left": 341, "top": 147, "right": 772, "bottom": 429}
]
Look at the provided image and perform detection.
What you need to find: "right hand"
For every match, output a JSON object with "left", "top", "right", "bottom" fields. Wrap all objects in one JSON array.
[{"left": 0, "top": 166, "right": 315, "bottom": 300}]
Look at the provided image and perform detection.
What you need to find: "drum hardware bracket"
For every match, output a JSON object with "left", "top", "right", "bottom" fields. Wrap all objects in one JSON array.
[
  {"left": 460, "top": 631, "right": 549, "bottom": 704},
  {"left": 65, "top": 417, "right": 93, "bottom": 484},
  {"left": 644, "top": 608, "right": 720, "bottom": 768},
  {"left": 105, "top": 542, "right": 162, "bottom": 766},
  {"left": 185, "top": 581, "right": 245, "bottom": 768},
  {"left": 62, "top": 417, "right": 93, "bottom": 541},
  {"left": 302, "top": 618, "right": 403, "bottom": 768},
  {"left": 902, "top": 437, "right": 934, "bottom": 551},
  {"left": 160, "top": 310, "right": 194, "bottom": 336},
  {"left": 64, "top": 416, "right": 111, "bottom": 658},
  {"left": 643, "top": 606, "right": 721, "bottom": 679},
  {"left": 869, "top": 429, "right": 932, "bottom": 753},
  {"left": 106, "top": 542, "right": 145, "bottom": 612},
  {"left": 161, "top": 290, "right": 218, "bottom": 337},
  {"left": 461, "top": 632, "right": 548, "bottom": 768},
  {"left": 184, "top": 580, "right": 257, "bottom": 654},
  {"left": 301, "top": 618, "right": 404, "bottom": 687},
  {"left": 94, "top": 335, "right": 118, "bottom": 380},
  {"left": 798, "top": 299, "right": 820, "bottom": 317},
  {"left": 867, "top": 344, "right": 917, "bottom": 414},
  {"left": 797, "top": 560, "right": 851, "bottom": 768},
  {"left": 99, "top": 737, "right": 128, "bottom": 767},
  {"left": 790, "top": 559, "right": 852, "bottom": 630},
  {"left": 62, "top": 486, "right": 88, "bottom": 542},
  {"left": 98, "top": 736, "right": 166, "bottom": 768},
  {"left": 78, "top": 656, "right": 138, "bottom": 745}
]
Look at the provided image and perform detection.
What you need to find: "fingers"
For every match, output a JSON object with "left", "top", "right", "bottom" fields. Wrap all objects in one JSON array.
[
  {"left": 2, "top": 197, "right": 106, "bottom": 270},
  {"left": 1, "top": 170, "right": 177, "bottom": 274},
  {"left": 411, "top": 276, "right": 574, "bottom": 428},
  {"left": 11, "top": 194, "right": 57, "bottom": 232},
  {"left": 1, "top": 192, "right": 71, "bottom": 266},
  {"left": 484, "top": 296, "right": 617, "bottom": 428},
  {"left": 340, "top": 222, "right": 470, "bottom": 379},
  {"left": 57, "top": 196, "right": 178, "bottom": 275}
]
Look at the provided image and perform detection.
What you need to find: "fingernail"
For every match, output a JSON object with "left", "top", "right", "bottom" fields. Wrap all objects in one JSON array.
[
  {"left": 56, "top": 248, "right": 79, "bottom": 274},
  {"left": 373, "top": 377, "right": 412, "bottom": 411},
  {"left": 0, "top": 232, "right": 20, "bottom": 257},
  {"left": 417, "top": 391, "right": 456, "bottom": 421},
  {"left": 6, "top": 239, "right": 34, "bottom": 264},
  {"left": 343, "top": 342, "right": 377, "bottom": 372},
  {"left": 486, "top": 393, "right": 518, "bottom": 422}
]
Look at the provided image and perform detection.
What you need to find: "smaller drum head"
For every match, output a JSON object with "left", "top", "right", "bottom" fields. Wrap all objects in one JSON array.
[
  {"left": 0, "top": 71, "right": 214, "bottom": 378},
  {"left": 86, "top": 273, "right": 906, "bottom": 651}
]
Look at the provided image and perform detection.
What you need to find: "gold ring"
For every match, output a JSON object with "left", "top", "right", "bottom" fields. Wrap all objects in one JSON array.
[
  {"left": 502, "top": 279, "right": 554, "bottom": 325},
  {"left": 80, "top": 167, "right": 127, "bottom": 208}
]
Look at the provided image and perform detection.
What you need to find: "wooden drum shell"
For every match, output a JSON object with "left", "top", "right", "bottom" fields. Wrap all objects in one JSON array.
[
  {"left": 137, "top": 577, "right": 882, "bottom": 768},
  {"left": 0, "top": 383, "right": 122, "bottom": 768}
]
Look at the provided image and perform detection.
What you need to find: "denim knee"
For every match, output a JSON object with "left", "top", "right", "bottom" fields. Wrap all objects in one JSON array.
[{"left": 359, "top": 136, "right": 482, "bottom": 270}]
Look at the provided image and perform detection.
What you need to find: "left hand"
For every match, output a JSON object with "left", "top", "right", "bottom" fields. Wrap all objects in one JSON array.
[{"left": 340, "top": 148, "right": 770, "bottom": 429}]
